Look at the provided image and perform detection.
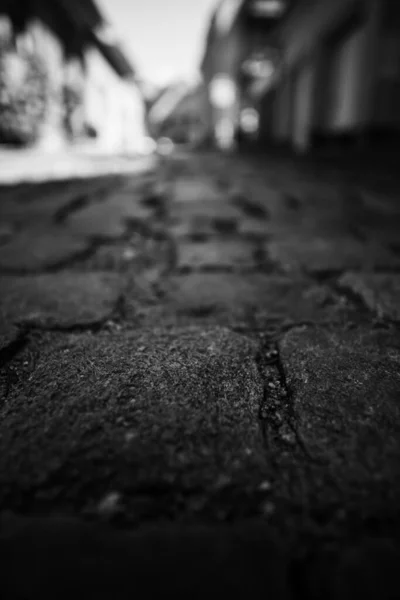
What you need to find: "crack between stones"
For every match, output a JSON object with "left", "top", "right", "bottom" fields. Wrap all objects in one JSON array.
[
  {"left": 53, "top": 194, "right": 91, "bottom": 224},
  {"left": 0, "top": 327, "right": 28, "bottom": 371},
  {"left": 302, "top": 264, "right": 400, "bottom": 286},
  {"left": 230, "top": 192, "right": 271, "bottom": 220},
  {"left": 0, "top": 242, "right": 103, "bottom": 276},
  {"left": 255, "top": 337, "right": 328, "bottom": 467},
  {"left": 175, "top": 264, "right": 281, "bottom": 276},
  {"left": 0, "top": 219, "right": 175, "bottom": 276}
]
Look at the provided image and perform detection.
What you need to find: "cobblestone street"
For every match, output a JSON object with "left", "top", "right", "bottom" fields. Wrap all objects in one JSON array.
[{"left": 1, "top": 151, "right": 400, "bottom": 599}]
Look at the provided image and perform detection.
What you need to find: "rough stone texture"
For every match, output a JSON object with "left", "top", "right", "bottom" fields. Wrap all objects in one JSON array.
[
  {"left": 0, "top": 515, "right": 289, "bottom": 600},
  {"left": 0, "top": 273, "right": 123, "bottom": 328},
  {"left": 0, "top": 327, "right": 266, "bottom": 519},
  {"left": 268, "top": 235, "right": 398, "bottom": 273},
  {"left": 1, "top": 153, "right": 400, "bottom": 597},
  {"left": 278, "top": 326, "right": 400, "bottom": 513},
  {"left": 0, "top": 227, "right": 90, "bottom": 273},
  {"left": 178, "top": 240, "right": 256, "bottom": 271},
  {"left": 339, "top": 272, "right": 400, "bottom": 321}
]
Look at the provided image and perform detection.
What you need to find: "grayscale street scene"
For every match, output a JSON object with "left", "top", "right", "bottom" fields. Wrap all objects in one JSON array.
[{"left": 1, "top": 1, "right": 400, "bottom": 598}]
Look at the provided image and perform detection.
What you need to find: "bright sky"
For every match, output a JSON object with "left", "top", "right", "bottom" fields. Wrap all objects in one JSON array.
[{"left": 96, "top": 0, "right": 219, "bottom": 85}]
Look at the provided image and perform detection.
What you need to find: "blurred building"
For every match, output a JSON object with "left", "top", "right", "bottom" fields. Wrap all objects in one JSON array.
[
  {"left": 201, "top": 0, "right": 400, "bottom": 155},
  {"left": 147, "top": 81, "right": 209, "bottom": 146},
  {"left": 0, "top": 0, "right": 148, "bottom": 153}
]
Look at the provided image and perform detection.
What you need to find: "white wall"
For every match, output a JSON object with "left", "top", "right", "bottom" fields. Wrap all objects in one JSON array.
[
  {"left": 25, "top": 19, "right": 66, "bottom": 150},
  {"left": 84, "top": 47, "right": 148, "bottom": 154}
]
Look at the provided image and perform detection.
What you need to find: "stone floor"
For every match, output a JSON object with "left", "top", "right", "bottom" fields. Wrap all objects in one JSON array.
[{"left": 1, "top": 151, "right": 400, "bottom": 599}]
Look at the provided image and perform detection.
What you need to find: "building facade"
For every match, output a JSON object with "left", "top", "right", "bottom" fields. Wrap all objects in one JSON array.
[
  {"left": 270, "top": 0, "right": 400, "bottom": 154},
  {"left": 147, "top": 82, "right": 209, "bottom": 146},
  {"left": 0, "top": 0, "right": 148, "bottom": 153},
  {"left": 201, "top": 0, "right": 287, "bottom": 148},
  {"left": 201, "top": 0, "right": 400, "bottom": 156}
]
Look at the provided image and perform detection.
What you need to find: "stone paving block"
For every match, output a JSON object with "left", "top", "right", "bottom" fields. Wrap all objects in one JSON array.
[
  {"left": 170, "top": 212, "right": 240, "bottom": 240},
  {"left": 0, "top": 189, "right": 78, "bottom": 227},
  {"left": 0, "top": 227, "right": 90, "bottom": 273},
  {"left": 0, "top": 179, "right": 117, "bottom": 229},
  {"left": 169, "top": 216, "right": 217, "bottom": 240},
  {"left": 0, "top": 327, "right": 267, "bottom": 519},
  {"left": 278, "top": 326, "right": 400, "bottom": 509},
  {"left": 241, "top": 182, "right": 288, "bottom": 218},
  {"left": 0, "top": 181, "right": 75, "bottom": 205},
  {"left": 65, "top": 201, "right": 125, "bottom": 240},
  {"left": 110, "top": 193, "right": 153, "bottom": 221},
  {"left": 0, "top": 515, "right": 289, "bottom": 600},
  {"left": 268, "top": 235, "right": 398, "bottom": 273},
  {"left": 157, "top": 273, "right": 357, "bottom": 329},
  {"left": 178, "top": 240, "right": 256, "bottom": 271},
  {"left": 172, "top": 177, "right": 221, "bottom": 204},
  {"left": 66, "top": 194, "right": 152, "bottom": 240},
  {"left": 235, "top": 182, "right": 352, "bottom": 238},
  {"left": 170, "top": 199, "right": 242, "bottom": 225},
  {"left": 0, "top": 272, "right": 123, "bottom": 328},
  {"left": 339, "top": 272, "right": 400, "bottom": 321}
]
